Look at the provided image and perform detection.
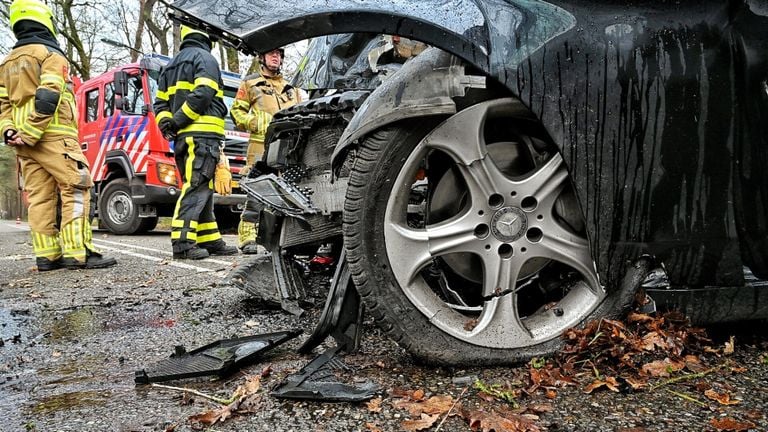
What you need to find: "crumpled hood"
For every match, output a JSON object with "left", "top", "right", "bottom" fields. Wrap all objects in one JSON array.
[{"left": 169, "top": 0, "right": 576, "bottom": 87}]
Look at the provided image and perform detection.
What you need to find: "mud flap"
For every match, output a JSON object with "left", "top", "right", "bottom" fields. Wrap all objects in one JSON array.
[
  {"left": 134, "top": 330, "right": 301, "bottom": 384},
  {"left": 271, "top": 345, "right": 379, "bottom": 402}
]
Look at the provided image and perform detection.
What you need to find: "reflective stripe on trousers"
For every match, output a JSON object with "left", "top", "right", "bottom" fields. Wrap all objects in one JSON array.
[{"left": 171, "top": 136, "right": 222, "bottom": 253}]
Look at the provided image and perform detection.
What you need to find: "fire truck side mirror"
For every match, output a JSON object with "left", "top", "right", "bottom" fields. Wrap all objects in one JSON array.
[{"left": 114, "top": 71, "right": 129, "bottom": 97}]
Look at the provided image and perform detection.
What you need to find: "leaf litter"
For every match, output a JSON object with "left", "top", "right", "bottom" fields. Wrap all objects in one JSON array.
[{"left": 174, "top": 310, "right": 757, "bottom": 431}]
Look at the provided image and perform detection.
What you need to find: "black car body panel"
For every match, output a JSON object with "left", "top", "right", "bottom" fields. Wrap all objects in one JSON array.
[{"left": 171, "top": 0, "right": 768, "bottom": 289}]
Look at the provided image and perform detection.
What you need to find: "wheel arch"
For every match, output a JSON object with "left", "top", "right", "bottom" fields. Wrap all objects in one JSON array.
[
  {"left": 331, "top": 48, "right": 493, "bottom": 172},
  {"left": 103, "top": 151, "right": 135, "bottom": 182}
]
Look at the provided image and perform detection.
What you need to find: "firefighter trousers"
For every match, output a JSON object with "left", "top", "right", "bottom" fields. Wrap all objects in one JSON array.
[
  {"left": 171, "top": 136, "right": 223, "bottom": 253},
  {"left": 238, "top": 138, "right": 265, "bottom": 248},
  {"left": 15, "top": 137, "right": 97, "bottom": 262}
]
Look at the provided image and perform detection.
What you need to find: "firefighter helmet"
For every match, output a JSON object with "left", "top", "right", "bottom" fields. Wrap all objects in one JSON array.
[
  {"left": 260, "top": 47, "right": 285, "bottom": 57},
  {"left": 9, "top": 0, "right": 56, "bottom": 36},
  {"left": 180, "top": 25, "right": 209, "bottom": 42}
]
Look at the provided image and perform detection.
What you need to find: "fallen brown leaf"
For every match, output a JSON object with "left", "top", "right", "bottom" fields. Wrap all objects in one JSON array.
[
  {"left": 640, "top": 331, "right": 669, "bottom": 351},
  {"left": 704, "top": 389, "right": 740, "bottom": 406},
  {"left": 544, "top": 389, "right": 557, "bottom": 399},
  {"left": 462, "top": 408, "right": 541, "bottom": 432},
  {"left": 412, "top": 389, "right": 425, "bottom": 401},
  {"left": 709, "top": 417, "right": 755, "bottom": 431},
  {"left": 188, "top": 375, "right": 262, "bottom": 427},
  {"left": 626, "top": 312, "right": 654, "bottom": 323},
  {"left": 232, "top": 375, "right": 261, "bottom": 399},
  {"left": 393, "top": 395, "right": 454, "bottom": 417},
  {"left": 402, "top": 413, "right": 440, "bottom": 431},
  {"left": 584, "top": 376, "right": 620, "bottom": 394},
  {"left": 390, "top": 387, "right": 413, "bottom": 398},
  {"left": 365, "top": 422, "right": 382, "bottom": 432},
  {"left": 623, "top": 377, "right": 646, "bottom": 390},
  {"left": 188, "top": 406, "right": 232, "bottom": 427},
  {"left": 526, "top": 403, "right": 553, "bottom": 414},
  {"left": 366, "top": 397, "right": 383, "bottom": 413},
  {"left": 260, "top": 365, "right": 272, "bottom": 378},
  {"left": 641, "top": 358, "right": 684, "bottom": 377},
  {"left": 723, "top": 336, "right": 735, "bottom": 355}
]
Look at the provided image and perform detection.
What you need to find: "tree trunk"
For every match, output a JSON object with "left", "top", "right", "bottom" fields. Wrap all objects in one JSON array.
[
  {"left": 132, "top": 0, "right": 148, "bottom": 62},
  {"left": 225, "top": 47, "right": 240, "bottom": 74}
]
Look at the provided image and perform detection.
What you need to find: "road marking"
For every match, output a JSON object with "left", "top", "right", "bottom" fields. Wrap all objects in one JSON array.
[
  {"left": 93, "top": 238, "right": 234, "bottom": 265},
  {"left": 0, "top": 255, "right": 30, "bottom": 261},
  {"left": 3, "top": 223, "right": 28, "bottom": 230},
  {"left": 94, "top": 243, "right": 224, "bottom": 275}
]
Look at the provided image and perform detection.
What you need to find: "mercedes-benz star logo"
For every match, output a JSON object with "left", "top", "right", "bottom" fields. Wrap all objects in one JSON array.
[{"left": 491, "top": 207, "right": 527, "bottom": 242}]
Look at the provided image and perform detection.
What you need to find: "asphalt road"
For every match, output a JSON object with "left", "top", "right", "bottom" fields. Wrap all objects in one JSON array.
[{"left": 1, "top": 221, "right": 767, "bottom": 432}]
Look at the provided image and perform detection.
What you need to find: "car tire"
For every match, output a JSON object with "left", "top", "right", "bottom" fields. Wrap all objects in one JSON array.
[
  {"left": 98, "top": 178, "right": 142, "bottom": 235},
  {"left": 344, "top": 98, "right": 648, "bottom": 365}
]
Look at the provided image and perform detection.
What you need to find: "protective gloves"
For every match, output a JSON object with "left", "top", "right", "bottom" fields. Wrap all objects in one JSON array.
[
  {"left": 214, "top": 154, "right": 232, "bottom": 196},
  {"left": 158, "top": 118, "right": 179, "bottom": 141}
]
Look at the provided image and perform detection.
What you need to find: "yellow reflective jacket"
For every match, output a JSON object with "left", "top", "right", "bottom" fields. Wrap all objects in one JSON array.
[
  {"left": 230, "top": 69, "right": 302, "bottom": 146},
  {"left": 0, "top": 44, "right": 78, "bottom": 145},
  {"left": 153, "top": 38, "right": 228, "bottom": 140}
]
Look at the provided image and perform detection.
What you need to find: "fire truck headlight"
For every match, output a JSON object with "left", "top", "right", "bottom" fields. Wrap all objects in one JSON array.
[{"left": 157, "top": 163, "right": 177, "bottom": 186}]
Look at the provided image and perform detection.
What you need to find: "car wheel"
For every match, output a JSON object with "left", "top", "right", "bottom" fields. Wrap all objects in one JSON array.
[
  {"left": 98, "top": 178, "right": 142, "bottom": 235},
  {"left": 344, "top": 98, "right": 644, "bottom": 365}
]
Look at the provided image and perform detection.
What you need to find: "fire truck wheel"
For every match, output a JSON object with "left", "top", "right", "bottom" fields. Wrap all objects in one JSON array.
[
  {"left": 137, "top": 217, "right": 158, "bottom": 233},
  {"left": 98, "top": 178, "right": 143, "bottom": 235}
]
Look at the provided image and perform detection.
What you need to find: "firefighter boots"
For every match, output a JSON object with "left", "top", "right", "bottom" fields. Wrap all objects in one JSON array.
[
  {"left": 201, "top": 239, "right": 238, "bottom": 256},
  {"left": 173, "top": 246, "right": 210, "bottom": 260},
  {"left": 36, "top": 257, "right": 62, "bottom": 272},
  {"left": 61, "top": 251, "right": 117, "bottom": 270}
]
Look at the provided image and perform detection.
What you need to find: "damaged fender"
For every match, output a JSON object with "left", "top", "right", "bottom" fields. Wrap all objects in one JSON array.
[{"left": 170, "top": 0, "right": 768, "bottom": 290}]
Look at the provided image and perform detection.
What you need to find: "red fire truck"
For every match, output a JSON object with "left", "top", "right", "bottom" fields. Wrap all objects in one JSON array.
[{"left": 76, "top": 54, "right": 248, "bottom": 234}]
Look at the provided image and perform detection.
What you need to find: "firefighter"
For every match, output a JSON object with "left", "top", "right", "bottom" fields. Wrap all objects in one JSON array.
[
  {"left": 0, "top": 0, "right": 116, "bottom": 271},
  {"left": 231, "top": 47, "right": 302, "bottom": 254},
  {"left": 153, "top": 25, "right": 237, "bottom": 259}
]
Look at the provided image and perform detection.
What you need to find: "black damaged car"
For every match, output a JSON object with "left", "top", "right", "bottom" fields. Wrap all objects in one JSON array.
[{"left": 170, "top": 0, "right": 768, "bottom": 365}]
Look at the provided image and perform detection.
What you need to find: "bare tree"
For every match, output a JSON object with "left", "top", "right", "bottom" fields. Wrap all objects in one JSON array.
[
  {"left": 142, "top": 0, "right": 173, "bottom": 55},
  {"left": 51, "top": 0, "right": 99, "bottom": 79}
]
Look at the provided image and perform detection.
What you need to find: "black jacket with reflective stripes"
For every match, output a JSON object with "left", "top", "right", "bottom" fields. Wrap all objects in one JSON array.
[{"left": 153, "top": 37, "right": 227, "bottom": 140}]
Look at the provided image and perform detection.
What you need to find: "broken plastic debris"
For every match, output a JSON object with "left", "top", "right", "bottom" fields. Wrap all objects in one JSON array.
[
  {"left": 272, "top": 345, "right": 380, "bottom": 402},
  {"left": 134, "top": 330, "right": 301, "bottom": 384}
]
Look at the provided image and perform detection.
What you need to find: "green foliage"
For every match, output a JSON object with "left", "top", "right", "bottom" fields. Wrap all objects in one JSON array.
[
  {"left": 529, "top": 357, "right": 547, "bottom": 369},
  {"left": 473, "top": 379, "right": 519, "bottom": 407}
]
